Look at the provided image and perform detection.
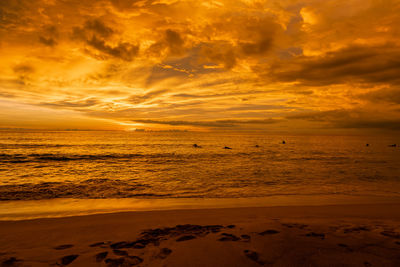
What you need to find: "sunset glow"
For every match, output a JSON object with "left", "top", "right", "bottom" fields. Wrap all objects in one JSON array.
[{"left": 1, "top": 0, "right": 400, "bottom": 132}]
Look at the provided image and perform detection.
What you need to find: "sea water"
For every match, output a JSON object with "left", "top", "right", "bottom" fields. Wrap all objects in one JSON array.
[{"left": 0, "top": 131, "right": 399, "bottom": 219}]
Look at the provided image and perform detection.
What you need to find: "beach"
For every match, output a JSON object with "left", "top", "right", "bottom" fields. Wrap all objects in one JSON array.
[
  {"left": 2, "top": 0, "right": 400, "bottom": 265},
  {"left": 1, "top": 203, "right": 400, "bottom": 266},
  {"left": 1, "top": 132, "right": 399, "bottom": 266}
]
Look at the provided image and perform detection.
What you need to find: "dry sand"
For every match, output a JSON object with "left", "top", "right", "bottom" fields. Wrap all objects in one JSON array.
[{"left": 1, "top": 204, "right": 400, "bottom": 266}]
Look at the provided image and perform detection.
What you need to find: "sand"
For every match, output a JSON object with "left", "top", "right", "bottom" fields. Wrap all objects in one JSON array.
[{"left": 1, "top": 204, "right": 400, "bottom": 266}]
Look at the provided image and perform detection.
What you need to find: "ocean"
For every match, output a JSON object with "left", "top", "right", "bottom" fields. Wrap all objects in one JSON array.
[{"left": 0, "top": 131, "right": 399, "bottom": 219}]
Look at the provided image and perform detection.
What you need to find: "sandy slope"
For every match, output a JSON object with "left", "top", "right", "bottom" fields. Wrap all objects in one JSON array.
[{"left": 1, "top": 204, "right": 400, "bottom": 266}]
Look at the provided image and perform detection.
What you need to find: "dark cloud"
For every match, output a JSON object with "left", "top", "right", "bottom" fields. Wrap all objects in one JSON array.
[
  {"left": 109, "top": 0, "right": 143, "bottom": 10},
  {"left": 240, "top": 37, "right": 273, "bottom": 56},
  {"left": 39, "top": 36, "right": 56, "bottom": 46},
  {"left": 0, "top": 0, "right": 33, "bottom": 30},
  {"left": 13, "top": 64, "right": 34, "bottom": 75},
  {"left": 40, "top": 98, "right": 99, "bottom": 108},
  {"left": 165, "top": 29, "right": 184, "bottom": 55},
  {"left": 84, "top": 19, "right": 114, "bottom": 38},
  {"left": 12, "top": 63, "right": 35, "bottom": 83},
  {"left": 127, "top": 89, "right": 168, "bottom": 104},
  {"left": 149, "top": 29, "right": 186, "bottom": 57},
  {"left": 288, "top": 109, "right": 400, "bottom": 130},
  {"left": 360, "top": 87, "right": 400, "bottom": 104},
  {"left": 132, "top": 118, "right": 280, "bottom": 128},
  {"left": 72, "top": 18, "right": 139, "bottom": 61},
  {"left": 172, "top": 89, "right": 274, "bottom": 100},
  {"left": 227, "top": 104, "right": 290, "bottom": 111},
  {"left": 199, "top": 42, "right": 236, "bottom": 69},
  {"left": 173, "top": 92, "right": 235, "bottom": 99},
  {"left": 38, "top": 25, "right": 59, "bottom": 47},
  {"left": 87, "top": 36, "right": 139, "bottom": 61},
  {"left": 0, "top": 91, "right": 15, "bottom": 98},
  {"left": 269, "top": 44, "right": 400, "bottom": 86}
]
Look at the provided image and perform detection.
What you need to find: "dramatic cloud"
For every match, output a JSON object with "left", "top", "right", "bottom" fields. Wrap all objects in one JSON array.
[
  {"left": 0, "top": 0, "right": 399, "bottom": 132},
  {"left": 288, "top": 109, "right": 400, "bottom": 130},
  {"left": 268, "top": 44, "right": 400, "bottom": 86}
]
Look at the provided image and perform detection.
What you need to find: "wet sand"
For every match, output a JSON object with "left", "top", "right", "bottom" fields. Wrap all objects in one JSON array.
[{"left": 1, "top": 204, "right": 400, "bottom": 266}]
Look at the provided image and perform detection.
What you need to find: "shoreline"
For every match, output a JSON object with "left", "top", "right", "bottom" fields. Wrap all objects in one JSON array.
[
  {"left": 2, "top": 194, "right": 400, "bottom": 221},
  {"left": 1, "top": 203, "right": 400, "bottom": 266}
]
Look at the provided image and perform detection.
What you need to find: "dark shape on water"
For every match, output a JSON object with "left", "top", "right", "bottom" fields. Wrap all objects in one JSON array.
[
  {"left": 366, "top": 143, "right": 369, "bottom": 147},
  {"left": 224, "top": 146, "right": 232, "bottom": 149},
  {"left": 255, "top": 144, "right": 260, "bottom": 148},
  {"left": 282, "top": 140, "right": 286, "bottom": 144},
  {"left": 193, "top": 144, "right": 202, "bottom": 148},
  {"left": 388, "top": 144, "right": 396, "bottom": 147}
]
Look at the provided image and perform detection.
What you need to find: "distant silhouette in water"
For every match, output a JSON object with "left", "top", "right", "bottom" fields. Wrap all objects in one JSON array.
[
  {"left": 388, "top": 144, "right": 397, "bottom": 147},
  {"left": 193, "top": 144, "right": 202, "bottom": 148},
  {"left": 224, "top": 146, "right": 232, "bottom": 149},
  {"left": 282, "top": 140, "right": 286, "bottom": 144},
  {"left": 366, "top": 143, "right": 369, "bottom": 147},
  {"left": 255, "top": 145, "right": 260, "bottom": 148}
]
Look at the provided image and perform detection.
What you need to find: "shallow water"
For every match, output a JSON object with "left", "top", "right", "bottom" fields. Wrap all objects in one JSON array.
[{"left": 1, "top": 131, "right": 399, "bottom": 203}]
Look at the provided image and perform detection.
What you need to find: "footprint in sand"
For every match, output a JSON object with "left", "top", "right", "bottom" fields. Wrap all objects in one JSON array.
[
  {"left": 105, "top": 256, "right": 143, "bottom": 267},
  {"left": 57, "top": 255, "right": 79, "bottom": 266},
  {"left": 244, "top": 250, "right": 264, "bottom": 265},
  {"left": 157, "top": 248, "right": 172, "bottom": 259},
  {"left": 53, "top": 244, "right": 74, "bottom": 250},
  {"left": 241, "top": 234, "right": 251, "bottom": 242},
  {"left": 105, "top": 258, "right": 124, "bottom": 267},
  {"left": 95, "top": 252, "right": 108, "bottom": 262},
  {"left": 380, "top": 230, "right": 400, "bottom": 239},
  {"left": 89, "top": 241, "right": 110, "bottom": 248},
  {"left": 306, "top": 232, "right": 325, "bottom": 239},
  {"left": 218, "top": 233, "right": 240, "bottom": 241},
  {"left": 176, "top": 235, "right": 196, "bottom": 242},
  {"left": 259, "top": 229, "right": 279, "bottom": 236},
  {"left": 343, "top": 226, "right": 369, "bottom": 233},
  {"left": 282, "top": 223, "right": 308, "bottom": 229},
  {"left": 337, "top": 243, "right": 353, "bottom": 252},
  {"left": 2, "top": 257, "right": 22, "bottom": 266},
  {"left": 113, "top": 249, "right": 129, "bottom": 256}
]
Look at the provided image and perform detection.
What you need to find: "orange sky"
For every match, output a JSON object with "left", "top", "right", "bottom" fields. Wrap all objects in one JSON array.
[{"left": 0, "top": 0, "right": 399, "bottom": 132}]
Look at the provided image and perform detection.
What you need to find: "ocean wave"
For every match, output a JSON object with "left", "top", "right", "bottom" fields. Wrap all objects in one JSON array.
[
  {"left": 0, "top": 153, "right": 162, "bottom": 163},
  {"left": 0, "top": 179, "right": 160, "bottom": 201},
  {"left": 0, "top": 152, "right": 242, "bottom": 163}
]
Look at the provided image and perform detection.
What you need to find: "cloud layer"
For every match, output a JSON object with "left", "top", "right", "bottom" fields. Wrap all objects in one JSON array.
[{"left": 0, "top": 0, "right": 400, "bottom": 131}]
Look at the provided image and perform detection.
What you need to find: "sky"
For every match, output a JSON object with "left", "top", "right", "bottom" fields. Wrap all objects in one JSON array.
[{"left": 0, "top": 0, "right": 400, "bottom": 132}]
